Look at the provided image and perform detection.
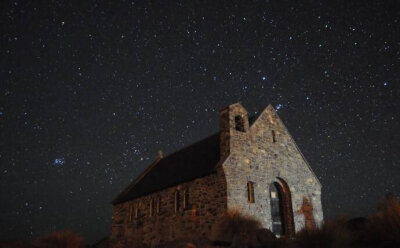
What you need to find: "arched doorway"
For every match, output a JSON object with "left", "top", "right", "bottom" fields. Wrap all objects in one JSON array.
[{"left": 269, "top": 178, "right": 295, "bottom": 237}]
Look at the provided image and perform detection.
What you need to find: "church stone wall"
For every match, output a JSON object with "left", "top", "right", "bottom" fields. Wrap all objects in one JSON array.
[
  {"left": 110, "top": 166, "right": 227, "bottom": 248},
  {"left": 110, "top": 103, "right": 324, "bottom": 246},
  {"left": 221, "top": 104, "right": 323, "bottom": 234}
]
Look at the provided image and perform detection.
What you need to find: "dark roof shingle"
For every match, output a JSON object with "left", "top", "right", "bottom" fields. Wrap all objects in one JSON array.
[{"left": 113, "top": 133, "right": 220, "bottom": 204}]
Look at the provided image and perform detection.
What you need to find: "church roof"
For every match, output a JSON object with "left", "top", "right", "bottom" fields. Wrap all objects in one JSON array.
[{"left": 113, "top": 133, "right": 220, "bottom": 204}]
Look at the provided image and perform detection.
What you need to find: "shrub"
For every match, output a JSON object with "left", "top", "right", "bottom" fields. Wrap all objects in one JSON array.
[
  {"left": 0, "top": 241, "right": 32, "bottom": 248},
  {"left": 32, "top": 230, "right": 83, "bottom": 248},
  {"left": 210, "top": 209, "right": 263, "bottom": 246},
  {"left": 294, "top": 217, "right": 351, "bottom": 248},
  {"left": 362, "top": 195, "right": 400, "bottom": 248}
]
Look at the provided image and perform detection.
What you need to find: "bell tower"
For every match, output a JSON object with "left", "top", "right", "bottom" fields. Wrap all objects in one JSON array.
[{"left": 219, "top": 103, "right": 249, "bottom": 160}]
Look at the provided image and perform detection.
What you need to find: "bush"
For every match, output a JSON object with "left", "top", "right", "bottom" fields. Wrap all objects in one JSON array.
[
  {"left": 361, "top": 195, "right": 400, "bottom": 248},
  {"left": 0, "top": 241, "right": 32, "bottom": 248},
  {"left": 210, "top": 209, "right": 265, "bottom": 247},
  {"left": 294, "top": 217, "right": 351, "bottom": 248},
  {"left": 294, "top": 196, "right": 400, "bottom": 248},
  {"left": 32, "top": 230, "right": 83, "bottom": 248}
]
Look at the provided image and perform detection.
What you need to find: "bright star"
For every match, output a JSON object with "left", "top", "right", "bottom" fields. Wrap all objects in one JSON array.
[
  {"left": 276, "top": 104, "right": 284, "bottom": 111},
  {"left": 53, "top": 158, "right": 65, "bottom": 166}
]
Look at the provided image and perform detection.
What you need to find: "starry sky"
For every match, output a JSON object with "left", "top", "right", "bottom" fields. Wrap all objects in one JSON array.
[{"left": 1, "top": 0, "right": 399, "bottom": 244}]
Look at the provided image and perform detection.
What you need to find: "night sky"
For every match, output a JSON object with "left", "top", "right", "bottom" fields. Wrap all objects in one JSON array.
[{"left": 1, "top": 0, "right": 399, "bottom": 244}]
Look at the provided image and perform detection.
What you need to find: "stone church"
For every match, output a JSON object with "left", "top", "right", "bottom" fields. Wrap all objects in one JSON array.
[{"left": 110, "top": 103, "right": 323, "bottom": 247}]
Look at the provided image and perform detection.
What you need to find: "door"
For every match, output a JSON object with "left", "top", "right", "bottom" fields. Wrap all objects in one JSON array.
[{"left": 269, "top": 182, "right": 286, "bottom": 236}]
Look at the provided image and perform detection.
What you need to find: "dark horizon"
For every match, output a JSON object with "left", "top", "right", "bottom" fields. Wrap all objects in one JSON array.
[{"left": 1, "top": 0, "right": 399, "bottom": 244}]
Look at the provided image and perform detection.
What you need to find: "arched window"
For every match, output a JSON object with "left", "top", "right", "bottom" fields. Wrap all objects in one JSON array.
[
  {"left": 156, "top": 197, "right": 161, "bottom": 214},
  {"left": 272, "top": 130, "right": 276, "bottom": 143},
  {"left": 149, "top": 199, "right": 153, "bottom": 217},
  {"left": 183, "top": 188, "right": 190, "bottom": 209},
  {"left": 235, "top": 115, "right": 245, "bottom": 132},
  {"left": 174, "top": 191, "right": 180, "bottom": 213},
  {"left": 134, "top": 203, "right": 139, "bottom": 218},
  {"left": 128, "top": 204, "right": 134, "bottom": 222},
  {"left": 269, "top": 178, "right": 295, "bottom": 237},
  {"left": 247, "top": 181, "right": 255, "bottom": 203}
]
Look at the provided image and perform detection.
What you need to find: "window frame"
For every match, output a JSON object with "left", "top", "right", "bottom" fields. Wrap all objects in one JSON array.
[
  {"left": 247, "top": 181, "right": 255, "bottom": 203},
  {"left": 174, "top": 191, "right": 180, "bottom": 213},
  {"left": 149, "top": 199, "right": 153, "bottom": 217},
  {"left": 272, "top": 130, "right": 276, "bottom": 143},
  {"left": 128, "top": 204, "right": 133, "bottom": 222},
  {"left": 183, "top": 188, "right": 190, "bottom": 210},
  {"left": 134, "top": 203, "right": 139, "bottom": 219},
  {"left": 156, "top": 197, "right": 161, "bottom": 214}
]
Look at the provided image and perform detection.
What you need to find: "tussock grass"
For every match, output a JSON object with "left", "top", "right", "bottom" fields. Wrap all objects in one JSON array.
[
  {"left": 294, "top": 196, "right": 400, "bottom": 248},
  {"left": 32, "top": 230, "right": 83, "bottom": 248},
  {"left": 211, "top": 209, "right": 262, "bottom": 244},
  {"left": 294, "top": 217, "right": 351, "bottom": 248},
  {"left": 361, "top": 195, "right": 400, "bottom": 248},
  {"left": 0, "top": 241, "right": 32, "bottom": 248},
  {"left": 4, "top": 196, "right": 399, "bottom": 248}
]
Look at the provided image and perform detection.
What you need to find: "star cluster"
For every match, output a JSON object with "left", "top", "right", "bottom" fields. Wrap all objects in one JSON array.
[{"left": 0, "top": 0, "right": 399, "bottom": 243}]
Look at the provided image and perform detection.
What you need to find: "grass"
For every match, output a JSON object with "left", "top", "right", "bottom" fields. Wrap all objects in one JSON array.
[
  {"left": 2, "top": 196, "right": 399, "bottom": 248},
  {"left": 211, "top": 208, "right": 262, "bottom": 244},
  {"left": 32, "top": 230, "right": 83, "bottom": 248},
  {"left": 207, "top": 196, "right": 400, "bottom": 248},
  {"left": 293, "top": 217, "right": 351, "bottom": 248},
  {"left": 293, "top": 196, "right": 400, "bottom": 248},
  {"left": 360, "top": 195, "right": 400, "bottom": 248}
]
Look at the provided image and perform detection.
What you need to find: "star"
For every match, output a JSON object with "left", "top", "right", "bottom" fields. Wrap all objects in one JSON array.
[
  {"left": 53, "top": 158, "right": 65, "bottom": 166},
  {"left": 0, "top": 0, "right": 398, "bottom": 244}
]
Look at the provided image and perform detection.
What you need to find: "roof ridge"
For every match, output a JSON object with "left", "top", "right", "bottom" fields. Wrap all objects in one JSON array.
[
  {"left": 112, "top": 156, "right": 162, "bottom": 204},
  {"left": 159, "top": 132, "right": 220, "bottom": 159},
  {"left": 113, "top": 132, "right": 221, "bottom": 204}
]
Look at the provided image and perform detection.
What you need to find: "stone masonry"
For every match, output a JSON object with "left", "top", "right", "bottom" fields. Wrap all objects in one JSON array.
[
  {"left": 110, "top": 103, "right": 323, "bottom": 247},
  {"left": 220, "top": 104, "right": 323, "bottom": 234},
  {"left": 110, "top": 166, "right": 227, "bottom": 247}
]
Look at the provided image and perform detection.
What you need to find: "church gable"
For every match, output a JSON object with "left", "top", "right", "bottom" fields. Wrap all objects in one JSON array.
[
  {"left": 249, "top": 105, "right": 321, "bottom": 186},
  {"left": 220, "top": 103, "right": 323, "bottom": 234},
  {"left": 110, "top": 102, "right": 324, "bottom": 247}
]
